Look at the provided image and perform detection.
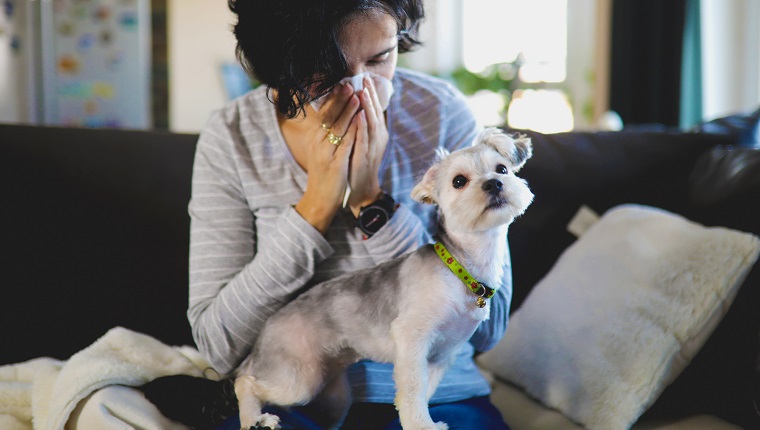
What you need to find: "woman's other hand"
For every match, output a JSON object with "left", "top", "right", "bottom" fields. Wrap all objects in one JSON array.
[{"left": 347, "top": 76, "right": 388, "bottom": 216}]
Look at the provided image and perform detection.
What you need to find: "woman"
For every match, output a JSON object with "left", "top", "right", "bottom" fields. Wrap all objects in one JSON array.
[{"left": 188, "top": 1, "right": 512, "bottom": 428}]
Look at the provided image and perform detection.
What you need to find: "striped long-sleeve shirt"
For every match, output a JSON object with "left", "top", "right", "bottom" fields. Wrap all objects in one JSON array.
[{"left": 187, "top": 68, "right": 512, "bottom": 403}]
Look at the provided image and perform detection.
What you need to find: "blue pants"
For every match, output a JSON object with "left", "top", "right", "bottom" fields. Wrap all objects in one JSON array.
[{"left": 218, "top": 396, "right": 510, "bottom": 430}]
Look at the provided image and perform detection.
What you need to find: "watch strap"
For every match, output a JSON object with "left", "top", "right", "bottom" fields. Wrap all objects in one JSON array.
[{"left": 363, "top": 193, "right": 395, "bottom": 215}]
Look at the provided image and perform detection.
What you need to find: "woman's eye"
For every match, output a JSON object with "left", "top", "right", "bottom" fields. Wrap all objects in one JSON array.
[
  {"left": 453, "top": 175, "right": 468, "bottom": 189},
  {"left": 496, "top": 164, "right": 508, "bottom": 175},
  {"left": 368, "top": 53, "right": 390, "bottom": 66}
]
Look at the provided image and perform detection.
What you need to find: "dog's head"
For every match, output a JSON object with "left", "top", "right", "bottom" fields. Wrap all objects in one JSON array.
[{"left": 411, "top": 128, "right": 533, "bottom": 232}]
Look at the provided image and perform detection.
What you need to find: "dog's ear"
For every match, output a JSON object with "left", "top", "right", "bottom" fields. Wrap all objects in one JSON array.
[
  {"left": 509, "top": 134, "right": 532, "bottom": 172},
  {"left": 478, "top": 128, "right": 532, "bottom": 172},
  {"left": 411, "top": 164, "right": 440, "bottom": 204}
]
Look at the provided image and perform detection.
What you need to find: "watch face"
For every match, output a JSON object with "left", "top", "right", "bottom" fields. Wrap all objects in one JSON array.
[{"left": 358, "top": 206, "right": 389, "bottom": 235}]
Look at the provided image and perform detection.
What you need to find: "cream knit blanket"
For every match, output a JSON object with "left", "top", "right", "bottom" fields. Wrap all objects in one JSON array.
[{"left": 0, "top": 327, "right": 211, "bottom": 430}]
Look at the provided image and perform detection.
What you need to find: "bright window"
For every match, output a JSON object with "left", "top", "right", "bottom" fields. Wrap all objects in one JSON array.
[
  {"left": 461, "top": 0, "right": 573, "bottom": 132},
  {"left": 463, "top": 0, "right": 567, "bottom": 82}
]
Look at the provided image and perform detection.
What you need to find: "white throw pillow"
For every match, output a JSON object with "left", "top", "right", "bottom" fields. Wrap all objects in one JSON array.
[{"left": 477, "top": 204, "right": 760, "bottom": 430}]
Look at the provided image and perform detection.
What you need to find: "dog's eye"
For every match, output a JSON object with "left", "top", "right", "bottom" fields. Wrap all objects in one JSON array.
[
  {"left": 496, "top": 164, "right": 509, "bottom": 175},
  {"left": 452, "top": 175, "right": 468, "bottom": 189}
]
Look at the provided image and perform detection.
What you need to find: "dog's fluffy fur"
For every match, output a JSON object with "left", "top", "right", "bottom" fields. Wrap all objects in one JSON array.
[{"left": 234, "top": 128, "right": 533, "bottom": 429}]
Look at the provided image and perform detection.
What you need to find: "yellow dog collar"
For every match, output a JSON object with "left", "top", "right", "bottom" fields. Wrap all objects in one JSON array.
[{"left": 434, "top": 241, "right": 496, "bottom": 308}]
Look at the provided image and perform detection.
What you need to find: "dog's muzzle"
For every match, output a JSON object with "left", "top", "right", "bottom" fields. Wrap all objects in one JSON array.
[{"left": 483, "top": 179, "right": 508, "bottom": 211}]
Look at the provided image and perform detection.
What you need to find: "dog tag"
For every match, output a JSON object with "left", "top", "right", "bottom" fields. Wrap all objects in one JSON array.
[{"left": 476, "top": 297, "right": 486, "bottom": 308}]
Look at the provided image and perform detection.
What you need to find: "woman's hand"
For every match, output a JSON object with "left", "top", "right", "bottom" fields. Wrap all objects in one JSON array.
[
  {"left": 295, "top": 84, "right": 361, "bottom": 234},
  {"left": 347, "top": 76, "right": 389, "bottom": 217}
]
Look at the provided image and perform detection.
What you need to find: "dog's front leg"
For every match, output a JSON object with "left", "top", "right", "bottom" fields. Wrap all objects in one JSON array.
[
  {"left": 426, "top": 362, "right": 448, "bottom": 403},
  {"left": 234, "top": 375, "right": 280, "bottom": 430},
  {"left": 392, "top": 327, "right": 448, "bottom": 430}
]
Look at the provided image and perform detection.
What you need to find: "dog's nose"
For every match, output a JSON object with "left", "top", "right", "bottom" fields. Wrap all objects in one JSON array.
[{"left": 482, "top": 179, "right": 503, "bottom": 195}]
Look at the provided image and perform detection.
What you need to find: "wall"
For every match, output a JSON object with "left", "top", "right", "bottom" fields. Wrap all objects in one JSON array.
[
  {"left": 701, "top": 0, "right": 760, "bottom": 120},
  {"left": 567, "top": 0, "right": 610, "bottom": 129},
  {"left": 401, "top": 0, "right": 463, "bottom": 74},
  {"left": 167, "top": 0, "right": 237, "bottom": 133}
]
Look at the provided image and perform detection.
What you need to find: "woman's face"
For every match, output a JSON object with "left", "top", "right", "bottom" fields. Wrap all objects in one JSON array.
[{"left": 338, "top": 10, "right": 399, "bottom": 81}]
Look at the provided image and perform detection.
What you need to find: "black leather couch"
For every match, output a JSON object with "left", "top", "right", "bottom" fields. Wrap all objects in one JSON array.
[
  {"left": 1, "top": 125, "right": 197, "bottom": 364},
  {"left": 1, "top": 112, "right": 758, "bottom": 428}
]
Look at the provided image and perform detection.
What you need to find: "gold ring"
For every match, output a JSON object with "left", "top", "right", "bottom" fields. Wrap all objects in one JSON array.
[
  {"left": 321, "top": 123, "right": 331, "bottom": 132},
  {"left": 327, "top": 132, "right": 343, "bottom": 146}
]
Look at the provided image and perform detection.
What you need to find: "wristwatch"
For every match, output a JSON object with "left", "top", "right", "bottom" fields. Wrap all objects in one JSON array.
[{"left": 356, "top": 193, "right": 396, "bottom": 238}]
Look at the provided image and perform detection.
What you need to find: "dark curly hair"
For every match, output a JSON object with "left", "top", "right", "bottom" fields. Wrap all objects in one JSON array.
[{"left": 228, "top": 0, "right": 424, "bottom": 119}]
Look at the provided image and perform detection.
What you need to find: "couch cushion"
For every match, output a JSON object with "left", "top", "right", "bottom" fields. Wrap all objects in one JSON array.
[{"left": 478, "top": 204, "right": 760, "bottom": 430}]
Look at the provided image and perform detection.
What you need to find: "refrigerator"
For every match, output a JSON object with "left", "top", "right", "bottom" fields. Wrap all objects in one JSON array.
[{"left": 0, "top": 0, "right": 152, "bottom": 129}]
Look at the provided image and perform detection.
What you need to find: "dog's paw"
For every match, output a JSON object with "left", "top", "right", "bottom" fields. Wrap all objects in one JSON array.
[
  {"left": 435, "top": 422, "right": 449, "bottom": 430},
  {"left": 241, "top": 413, "right": 281, "bottom": 430},
  {"left": 258, "top": 413, "right": 281, "bottom": 428}
]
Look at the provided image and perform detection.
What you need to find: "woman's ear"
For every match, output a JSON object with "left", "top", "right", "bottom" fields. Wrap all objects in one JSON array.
[{"left": 411, "top": 164, "right": 440, "bottom": 204}]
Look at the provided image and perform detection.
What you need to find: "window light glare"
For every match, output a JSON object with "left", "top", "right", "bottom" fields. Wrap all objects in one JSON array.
[
  {"left": 507, "top": 89, "right": 574, "bottom": 133},
  {"left": 465, "top": 90, "right": 508, "bottom": 127},
  {"left": 518, "top": 62, "right": 566, "bottom": 83},
  {"left": 463, "top": 0, "right": 567, "bottom": 81}
]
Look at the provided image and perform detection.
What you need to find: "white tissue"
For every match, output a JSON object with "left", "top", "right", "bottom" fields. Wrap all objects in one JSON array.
[{"left": 311, "top": 72, "right": 395, "bottom": 112}]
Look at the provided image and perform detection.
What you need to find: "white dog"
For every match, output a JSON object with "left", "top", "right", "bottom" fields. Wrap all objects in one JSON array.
[{"left": 234, "top": 128, "right": 534, "bottom": 430}]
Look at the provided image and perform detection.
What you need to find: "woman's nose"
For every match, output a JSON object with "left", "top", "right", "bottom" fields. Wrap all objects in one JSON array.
[{"left": 346, "top": 66, "right": 365, "bottom": 77}]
